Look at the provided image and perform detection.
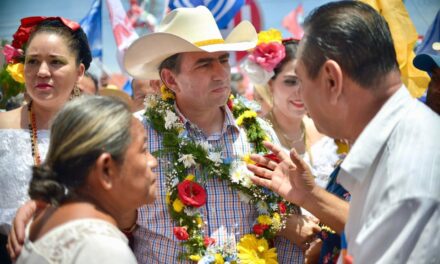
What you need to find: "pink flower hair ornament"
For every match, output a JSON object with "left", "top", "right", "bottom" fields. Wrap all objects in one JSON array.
[{"left": 242, "top": 28, "right": 286, "bottom": 85}]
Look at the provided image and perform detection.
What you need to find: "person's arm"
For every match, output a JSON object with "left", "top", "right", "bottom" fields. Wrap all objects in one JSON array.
[
  {"left": 7, "top": 200, "right": 47, "bottom": 261},
  {"left": 247, "top": 141, "right": 348, "bottom": 233}
]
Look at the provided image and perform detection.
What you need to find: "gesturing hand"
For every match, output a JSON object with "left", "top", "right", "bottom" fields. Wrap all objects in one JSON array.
[{"left": 247, "top": 141, "right": 316, "bottom": 207}]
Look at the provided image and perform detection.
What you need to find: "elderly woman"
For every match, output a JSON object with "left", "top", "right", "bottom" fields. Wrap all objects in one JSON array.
[
  {"left": 0, "top": 17, "right": 93, "bottom": 262},
  {"left": 16, "top": 96, "right": 157, "bottom": 263}
]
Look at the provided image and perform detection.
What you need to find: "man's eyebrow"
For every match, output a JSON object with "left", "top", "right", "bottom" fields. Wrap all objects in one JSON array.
[{"left": 195, "top": 53, "right": 230, "bottom": 65}]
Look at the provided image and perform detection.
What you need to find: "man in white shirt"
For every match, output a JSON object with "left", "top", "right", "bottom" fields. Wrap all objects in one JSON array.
[{"left": 247, "top": 1, "right": 440, "bottom": 263}]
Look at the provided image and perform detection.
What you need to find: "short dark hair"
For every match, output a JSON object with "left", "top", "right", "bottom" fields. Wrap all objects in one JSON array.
[
  {"left": 28, "top": 19, "right": 92, "bottom": 70},
  {"left": 273, "top": 39, "right": 300, "bottom": 79},
  {"left": 159, "top": 53, "right": 182, "bottom": 75},
  {"left": 298, "top": 1, "right": 398, "bottom": 88}
]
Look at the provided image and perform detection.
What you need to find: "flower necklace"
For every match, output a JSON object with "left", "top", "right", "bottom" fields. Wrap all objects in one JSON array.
[
  {"left": 145, "top": 87, "right": 299, "bottom": 263},
  {"left": 28, "top": 101, "right": 41, "bottom": 165}
]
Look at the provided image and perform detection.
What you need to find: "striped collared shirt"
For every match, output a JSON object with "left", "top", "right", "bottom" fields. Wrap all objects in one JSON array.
[{"left": 133, "top": 106, "right": 303, "bottom": 263}]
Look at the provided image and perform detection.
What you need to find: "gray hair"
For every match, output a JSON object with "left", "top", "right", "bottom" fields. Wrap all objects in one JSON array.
[{"left": 29, "top": 96, "right": 133, "bottom": 205}]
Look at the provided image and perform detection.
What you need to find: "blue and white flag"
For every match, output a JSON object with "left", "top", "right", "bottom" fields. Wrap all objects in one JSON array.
[
  {"left": 169, "top": 0, "right": 244, "bottom": 29},
  {"left": 80, "top": 0, "right": 102, "bottom": 60},
  {"left": 416, "top": 10, "right": 440, "bottom": 55}
]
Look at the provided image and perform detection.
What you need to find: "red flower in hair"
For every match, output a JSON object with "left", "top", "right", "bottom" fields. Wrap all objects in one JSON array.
[
  {"left": 173, "top": 226, "right": 189, "bottom": 241},
  {"left": 177, "top": 180, "right": 207, "bottom": 208},
  {"left": 11, "top": 16, "right": 80, "bottom": 49},
  {"left": 249, "top": 42, "right": 286, "bottom": 72}
]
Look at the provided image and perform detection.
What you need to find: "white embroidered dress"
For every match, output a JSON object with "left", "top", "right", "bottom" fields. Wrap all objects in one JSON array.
[{"left": 0, "top": 129, "right": 50, "bottom": 235}]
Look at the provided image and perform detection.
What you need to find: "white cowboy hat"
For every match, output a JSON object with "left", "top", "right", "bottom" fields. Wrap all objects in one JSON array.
[{"left": 124, "top": 6, "right": 258, "bottom": 80}]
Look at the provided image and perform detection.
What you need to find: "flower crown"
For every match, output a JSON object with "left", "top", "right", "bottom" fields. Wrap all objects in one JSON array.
[
  {"left": 2, "top": 16, "right": 80, "bottom": 84},
  {"left": 242, "top": 29, "right": 286, "bottom": 85}
]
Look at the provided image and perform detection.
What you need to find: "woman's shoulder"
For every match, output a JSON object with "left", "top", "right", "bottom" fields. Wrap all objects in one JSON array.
[{"left": 0, "top": 106, "right": 25, "bottom": 129}]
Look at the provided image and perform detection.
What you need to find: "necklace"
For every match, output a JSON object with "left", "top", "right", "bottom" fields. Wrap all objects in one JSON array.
[
  {"left": 269, "top": 111, "right": 305, "bottom": 145},
  {"left": 28, "top": 101, "right": 41, "bottom": 165}
]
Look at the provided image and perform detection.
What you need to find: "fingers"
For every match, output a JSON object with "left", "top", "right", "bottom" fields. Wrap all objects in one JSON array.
[
  {"left": 263, "top": 141, "right": 290, "bottom": 161},
  {"left": 289, "top": 148, "right": 308, "bottom": 170},
  {"left": 8, "top": 223, "right": 20, "bottom": 261}
]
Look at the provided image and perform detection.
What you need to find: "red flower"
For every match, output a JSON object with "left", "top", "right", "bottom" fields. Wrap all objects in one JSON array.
[
  {"left": 11, "top": 16, "right": 80, "bottom": 49},
  {"left": 249, "top": 42, "right": 286, "bottom": 72},
  {"left": 203, "top": 236, "right": 216, "bottom": 247},
  {"left": 278, "top": 202, "right": 286, "bottom": 214},
  {"left": 177, "top": 180, "right": 207, "bottom": 208},
  {"left": 253, "top": 223, "right": 270, "bottom": 236},
  {"left": 173, "top": 226, "right": 189, "bottom": 241},
  {"left": 227, "top": 98, "right": 233, "bottom": 110},
  {"left": 2, "top": 45, "right": 23, "bottom": 64},
  {"left": 256, "top": 153, "right": 282, "bottom": 169}
]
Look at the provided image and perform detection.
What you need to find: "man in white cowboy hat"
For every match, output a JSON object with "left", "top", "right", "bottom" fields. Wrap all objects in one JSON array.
[{"left": 123, "top": 6, "right": 305, "bottom": 263}]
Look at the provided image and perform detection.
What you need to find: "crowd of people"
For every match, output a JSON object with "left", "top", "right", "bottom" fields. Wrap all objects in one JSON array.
[{"left": 0, "top": 1, "right": 439, "bottom": 264}]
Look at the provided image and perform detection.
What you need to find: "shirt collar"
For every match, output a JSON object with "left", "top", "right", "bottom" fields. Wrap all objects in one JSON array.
[
  {"left": 174, "top": 103, "right": 240, "bottom": 136},
  {"left": 339, "top": 86, "right": 413, "bottom": 186}
]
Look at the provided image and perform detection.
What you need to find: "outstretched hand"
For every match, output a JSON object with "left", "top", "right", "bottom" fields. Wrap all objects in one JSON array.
[{"left": 247, "top": 141, "right": 316, "bottom": 207}]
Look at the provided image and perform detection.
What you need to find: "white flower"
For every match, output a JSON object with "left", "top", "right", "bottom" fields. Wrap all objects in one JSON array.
[
  {"left": 237, "top": 191, "right": 252, "bottom": 203},
  {"left": 198, "top": 141, "right": 211, "bottom": 152},
  {"left": 208, "top": 152, "right": 222, "bottom": 163},
  {"left": 270, "top": 203, "right": 278, "bottom": 211},
  {"left": 170, "top": 177, "right": 179, "bottom": 187},
  {"left": 184, "top": 207, "right": 199, "bottom": 216},
  {"left": 164, "top": 110, "right": 179, "bottom": 130},
  {"left": 144, "top": 95, "right": 157, "bottom": 109},
  {"left": 241, "top": 59, "right": 274, "bottom": 85},
  {"left": 178, "top": 154, "right": 196, "bottom": 168},
  {"left": 230, "top": 168, "right": 244, "bottom": 184},
  {"left": 256, "top": 201, "right": 269, "bottom": 214}
]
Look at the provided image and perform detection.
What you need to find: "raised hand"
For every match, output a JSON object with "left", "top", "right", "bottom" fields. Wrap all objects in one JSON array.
[{"left": 247, "top": 141, "right": 316, "bottom": 207}]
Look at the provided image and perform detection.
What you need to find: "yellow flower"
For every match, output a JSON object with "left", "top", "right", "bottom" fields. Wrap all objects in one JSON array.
[
  {"left": 173, "top": 198, "right": 184, "bottom": 212},
  {"left": 215, "top": 253, "right": 225, "bottom": 264},
  {"left": 196, "top": 216, "right": 203, "bottom": 227},
  {"left": 6, "top": 63, "right": 25, "bottom": 84},
  {"left": 189, "top": 255, "right": 201, "bottom": 261},
  {"left": 185, "top": 174, "right": 195, "bottom": 181},
  {"left": 257, "top": 215, "right": 273, "bottom": 225},
  {"left": 242, "top": 154, "right": 256, "bottom": 165},
  {"left": 257, "top": 29, "right": 282, "bottom": 45},
  {"left": 165, "top": 192, "right": 171, "bottom": 205},
  {"left": 236, "top": 110, "right": 257, "bottom": 126},
  {"left": 229, "top": 94, "right": 235, "bottom": 100},
  {"left": 160, "top": 84, "right": 175, "bottom": 101},
  {"left": 237, "top": 234, "right": 278, "bottom": 264},
  {"left": 271, "top": 213, "right": 281, "bottom": 231}
]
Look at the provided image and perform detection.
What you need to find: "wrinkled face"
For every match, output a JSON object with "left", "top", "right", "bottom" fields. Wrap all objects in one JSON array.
[
  {"left": 77, "top": 76, "right": 97, "bottom": 95},
  {"left": 269, "top": 59, "right": 305, "bottom": 118},
  {"left": 295, "top": 59, "right": 330, "bottom": 134},
  {"left": 115, "top": 119, "right": 158, "bottom": 207},
  {"left": 172, "top": 51, "right": 231, "bottom": 110},
  {"left": 24, "top": 32, "right": 84, "bottom": 107}
]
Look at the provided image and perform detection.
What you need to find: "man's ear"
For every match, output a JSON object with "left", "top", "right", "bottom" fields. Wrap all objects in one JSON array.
[
  {"left": 160, "top": 69, "right": 180, "bottom": 93},
  {"left": 93, "top": 153, "right": 116, "bottom": 190},
  {"left": 322, "top": 60, "right": 343, "bottom": 105}
]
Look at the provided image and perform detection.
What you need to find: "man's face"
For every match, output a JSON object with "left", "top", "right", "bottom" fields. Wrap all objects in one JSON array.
[
  {"left": 295, "top": 59, "right": 329, "bottom": 134},
  {"left": 171, "top": 51, "right": 231, "bottom": 111}
]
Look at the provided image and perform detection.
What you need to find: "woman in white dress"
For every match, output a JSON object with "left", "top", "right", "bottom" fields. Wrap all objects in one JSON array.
[
  {"left": 15, "top": 96, "right": 158, "bottom": 263},
  {"left": 0, "top": 17, "right": 92, "bottom": 263}
]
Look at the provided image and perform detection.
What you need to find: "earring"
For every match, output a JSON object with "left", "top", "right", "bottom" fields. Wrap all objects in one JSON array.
[{"left": 70, "top": 84, "right": 82, "bottom": 100}]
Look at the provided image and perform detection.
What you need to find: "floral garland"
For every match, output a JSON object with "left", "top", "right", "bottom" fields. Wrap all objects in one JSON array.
[
  {"left": 241, "top": 29, "right": 286, "bottom": 86},
  {"left": 144, "top": 86, "right": 299, "bottom": 263}
]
